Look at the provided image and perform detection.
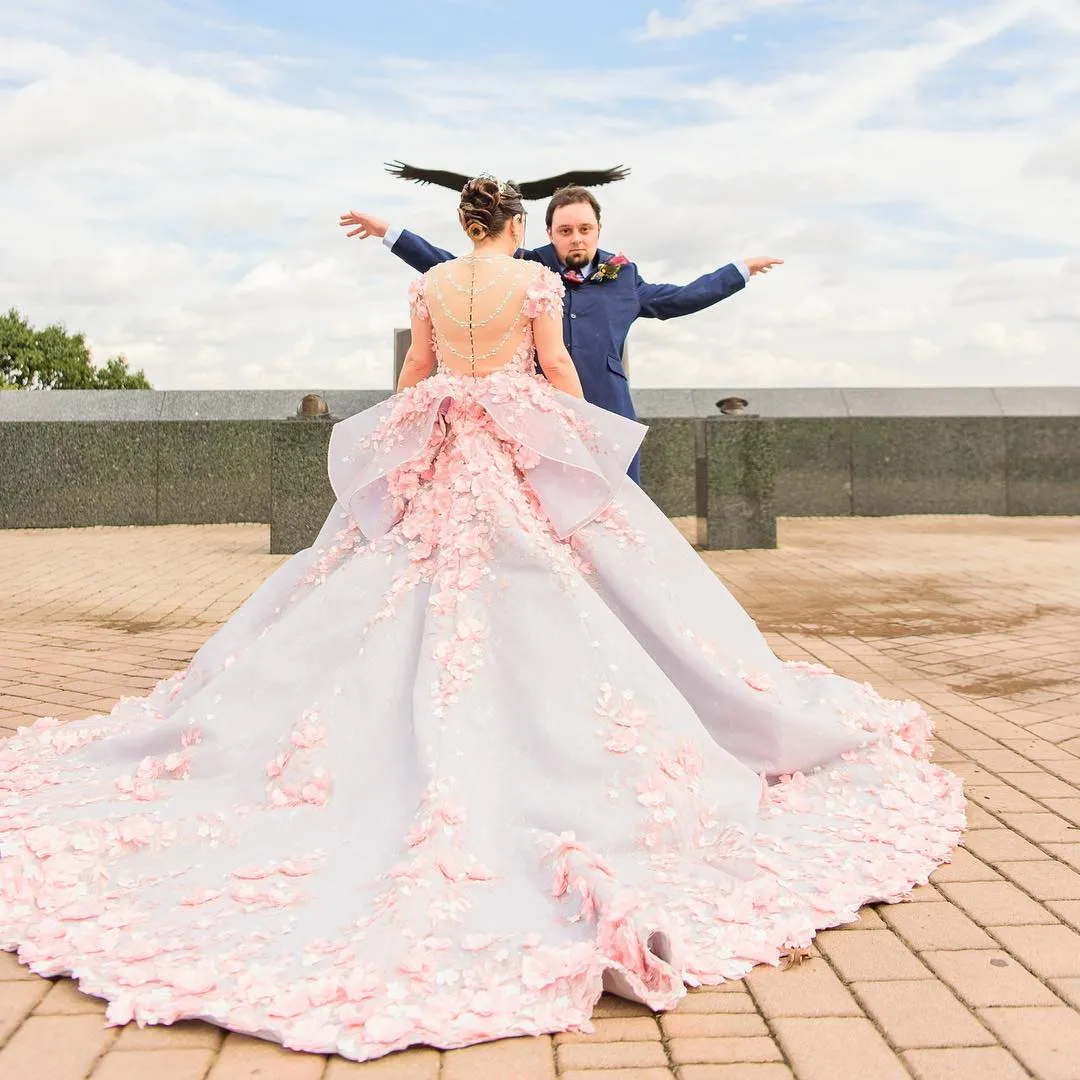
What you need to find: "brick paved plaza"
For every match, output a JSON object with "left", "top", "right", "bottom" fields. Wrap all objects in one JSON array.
[{"left": 1, "top": 516, "right": 1078, "bottom": 1080}]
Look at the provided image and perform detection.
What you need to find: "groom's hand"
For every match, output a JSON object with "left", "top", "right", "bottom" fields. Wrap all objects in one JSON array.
[
  {"left": 746, "top": 256, "right": 784, "bottom": 276},
  {"left": 340, "top": 211, "right": 388, "bottom": 239}
]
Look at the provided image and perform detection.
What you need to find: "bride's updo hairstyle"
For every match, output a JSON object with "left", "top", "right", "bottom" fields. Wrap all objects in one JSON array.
[{"left": 458, "top": 176, "right": 524, "bottom": 242}]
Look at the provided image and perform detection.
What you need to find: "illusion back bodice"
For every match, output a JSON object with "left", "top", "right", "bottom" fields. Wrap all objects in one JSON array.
[{"left": 410, "top": 256, "right": 564, "bottom": 378}]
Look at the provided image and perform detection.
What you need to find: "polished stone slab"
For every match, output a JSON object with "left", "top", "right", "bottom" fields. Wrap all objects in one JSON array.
[
  {"left": 634, "top": 389, "right": 699, "bottom": 419},
  {"left": 639, "top": 418, "right": 696, "bottom": 517},
  {"left": 851, "top": 417, "right": 1007, "bottom": 516},
  {"left": 773, "top": 418, "right": 854, "bottom": 517},
  {"left": 321, "top": 390, "right": 391, "bottom": 420},
  {"left": 269, "top": 420, "right": 336, "bottom": 554},
  {"left": 842, "top": 388, "right": 1002, "bottom": 417},
  {"left": 0, "top": 421, "right": 157, "bottom": 528},
  {"left": 158, "top": 390, "right": 309, "bottom": 421},
  {"left": 1006, "top": 417, "right": 1080, "bottom": 515},
  {"left": 0, "top": 389, "right": 163, "bottom": 421},
  {"left": 993, "top": 387, "right": 1080, "bottom": 416},
  {"left": 157, "top": 421, "right": 272, "bottom": 524},
  {"left": 703, "top": 415, "right": 777, "bottom": 549}
]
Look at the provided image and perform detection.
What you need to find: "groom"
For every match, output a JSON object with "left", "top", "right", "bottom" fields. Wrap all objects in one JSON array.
[{"left": 341, "top": 187, "right": 782, "bottom": 484}]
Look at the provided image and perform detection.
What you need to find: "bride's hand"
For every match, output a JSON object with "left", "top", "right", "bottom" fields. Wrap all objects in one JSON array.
[{"left": 340, "top": 211, "right": 388, "bottom": 239}]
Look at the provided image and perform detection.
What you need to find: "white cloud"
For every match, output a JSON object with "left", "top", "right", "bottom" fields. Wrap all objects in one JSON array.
[
  {"left": 909, "top": 336, "right": 942, "bottom": 363},
  {"left": 0, "top": 2, "right": 1078, "bottom": 392},
  {"left": 1026, "top": 131, "right": 1080, "bottom": 181},
  {"left": 181, "top": 51, "right": 278, "bottom": 89},
  {"left": 639, "top": 0, "right": 806, "bottom": 41},
  {"left": 969, "top": 321, "right": 1046, "bottom": 356}
]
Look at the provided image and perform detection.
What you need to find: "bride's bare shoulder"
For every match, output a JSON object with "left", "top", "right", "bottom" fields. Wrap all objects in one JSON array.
[{"left": 514, "top": 260, "right": 558, "bottom": 284}]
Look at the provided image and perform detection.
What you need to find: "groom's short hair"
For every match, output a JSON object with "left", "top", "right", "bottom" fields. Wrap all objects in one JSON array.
[{"left": 545, "top": 186, "right": 602, "bottom": 230}]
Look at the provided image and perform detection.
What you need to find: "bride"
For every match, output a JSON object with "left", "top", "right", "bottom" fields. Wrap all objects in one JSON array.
[{"left": 0, "top": 176, "right": 963, "bottom": 1063}]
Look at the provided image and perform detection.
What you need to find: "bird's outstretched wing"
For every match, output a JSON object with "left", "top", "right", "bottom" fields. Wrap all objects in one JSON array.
[
  {"left": 385, "top": 161, "right": 632, "bottom": 201},
  {"left": 516, "top": 166, "right": 630, "bottom": 201},
  {"left": 384, "top": 161, "right": 472, "bottom": 192}
]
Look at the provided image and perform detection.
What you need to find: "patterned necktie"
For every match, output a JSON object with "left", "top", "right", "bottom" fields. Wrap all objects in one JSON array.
[{"left": 562, "top": 268, "right": 585, "bottom": 285}]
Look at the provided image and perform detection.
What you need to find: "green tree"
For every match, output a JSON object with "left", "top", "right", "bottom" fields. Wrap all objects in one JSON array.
[
  {"left": 92, "top": 354, "right": 153, "bottom": 390},
  {"left": 0, "top": 308, "right": 152, "bottom": 390}
]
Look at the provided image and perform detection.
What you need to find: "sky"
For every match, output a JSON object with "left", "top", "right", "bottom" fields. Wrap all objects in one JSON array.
[{"left": 1, "top": 0, "right": 1077, "bottom": 391}]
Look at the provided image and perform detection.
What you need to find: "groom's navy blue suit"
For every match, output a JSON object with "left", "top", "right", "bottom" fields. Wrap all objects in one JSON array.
[{"left": 387, "top": 229, "right": 749, "bottom": 484}]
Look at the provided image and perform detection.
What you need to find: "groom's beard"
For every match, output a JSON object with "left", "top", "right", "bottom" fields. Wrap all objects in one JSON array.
[{"left": 563, "top": 250, "right": 592, "bottom": 270}]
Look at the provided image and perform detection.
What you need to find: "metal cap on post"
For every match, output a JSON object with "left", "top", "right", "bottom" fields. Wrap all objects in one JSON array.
[
  {"left": 295, "top": 393, "right": 330, "bottom": 419},
  {"left": 717, "top": 396, "right": 749, "bottom": 416}
]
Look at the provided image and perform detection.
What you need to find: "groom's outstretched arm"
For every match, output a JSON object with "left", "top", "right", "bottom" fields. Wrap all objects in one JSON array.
[
  {"left": 386, "top": 227, "right": 537, "bottom": 271},
  {"left": 339, "top": 210, "right": 456, "bottom": 273},
  {"left": 635, "top": 256, "right": 783, "bottom": 320},
  {"left": 385, "top": 227, "right": 456, "bottom": 274},
  {"left": 339, "top": 210, "right": 534, "bottom": 273}
]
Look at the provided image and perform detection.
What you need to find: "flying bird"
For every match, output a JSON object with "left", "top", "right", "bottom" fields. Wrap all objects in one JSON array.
[{"left": 384, "top": 161, "right": 631, "bottom": 201}]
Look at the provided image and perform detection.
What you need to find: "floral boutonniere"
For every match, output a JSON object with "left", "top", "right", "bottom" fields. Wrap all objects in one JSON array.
[{"left": 592, "top": 252, "right": 630, "bottom": 283}]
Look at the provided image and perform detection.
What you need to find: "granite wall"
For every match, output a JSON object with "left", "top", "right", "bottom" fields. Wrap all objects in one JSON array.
[
  {"left": 2, "top": 388, "right": 1079, "bottom": 548},
  {"left": 631, "top": 387, "right": 1080, "bottom": 520},
  {"left": 0, "top": 390, "right": 382, "bottom": 533}
]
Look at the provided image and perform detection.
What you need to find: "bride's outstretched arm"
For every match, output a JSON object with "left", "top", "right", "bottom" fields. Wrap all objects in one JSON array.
[{"left": 532, "top": 309, "right": 582, "bottom": 399}]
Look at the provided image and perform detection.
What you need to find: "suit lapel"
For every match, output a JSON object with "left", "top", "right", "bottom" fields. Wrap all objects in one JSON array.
[{"left": 531, "top": 244, "right": 561, "bottom": 272}]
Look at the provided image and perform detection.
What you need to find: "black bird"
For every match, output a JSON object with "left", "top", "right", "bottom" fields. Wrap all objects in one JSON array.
[{"left": 384, "top": 161, "right": 630, "bottom": 201}]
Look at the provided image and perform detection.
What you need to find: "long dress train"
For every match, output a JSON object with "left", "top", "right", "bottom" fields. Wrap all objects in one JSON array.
[{"left": 0, "top": 260, "right": 963, "bottom": 1062}]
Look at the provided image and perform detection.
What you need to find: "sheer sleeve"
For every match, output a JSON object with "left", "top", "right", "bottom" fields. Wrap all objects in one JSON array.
[
  {"left": 523, "top": 267, "right": 565, "bottom": 321},
  {"left": 408, "top": 275, "right": 430, "bottom": 321}
]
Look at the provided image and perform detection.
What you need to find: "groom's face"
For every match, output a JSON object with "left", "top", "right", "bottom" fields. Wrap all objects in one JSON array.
[{"left": 548, "top": 203, "right": 601, "bottom": 270}]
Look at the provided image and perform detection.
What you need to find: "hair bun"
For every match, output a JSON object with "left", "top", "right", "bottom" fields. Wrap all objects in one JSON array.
[
  {"left": 462, "top": 177, "right": 501, "bottom": 208},
  {"left": 457, "top": 175, "right": 524, "bottom": 243}
]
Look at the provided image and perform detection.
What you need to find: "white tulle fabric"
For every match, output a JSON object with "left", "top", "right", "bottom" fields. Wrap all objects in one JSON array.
[{"left": 0, "top": 276, "right": 963, "bottom": 1064}]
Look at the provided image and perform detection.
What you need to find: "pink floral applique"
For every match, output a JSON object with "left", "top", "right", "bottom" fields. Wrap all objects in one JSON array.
[
  {"left": 298, "top": 519, "right": 367, "bottom": 593},
  {"left": 522, "top": 269, "right": 565, "bottom": 321},
  {"left": 593, "top": 683, "right": 723, "bottom": 855},
  {"left": 371, "top": 779, "right": 499, "bottom": 942},
  {"left": 180, "top": 889, "right": 224, "bottom": 908},
  {"left": 591, "top": 501, "right": 645, "bottom": 549},
  {"left": 408, "top": 276, "right": 430, "bottom": 321},
  {"left": 181, "top": 727, "right": 203, "bottom": 748},
  {"left": 264, "top": 709, "right": 333, "bottom": 809},
  {"left": 431, "top": 616, "right": 490, "bottom": 716},
  {"left": 784, "top": 660, "right": 835, "bottom": 677},
  {"left": 230, "top": 880, "right": 311, "bottom": 912},
  {"left": 290, "top": 711, "right": 326, "bottom": 751},
  {"left": 740, "top": 667, "right": 777, "bottom": 695},
  {"left": 681, "top": 627, "right": 721, "bottom": 661}
]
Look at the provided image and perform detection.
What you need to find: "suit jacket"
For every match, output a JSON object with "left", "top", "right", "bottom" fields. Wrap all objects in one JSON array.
[{"left": 390, "top": 231, "right": 748, "bottom": 482}]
